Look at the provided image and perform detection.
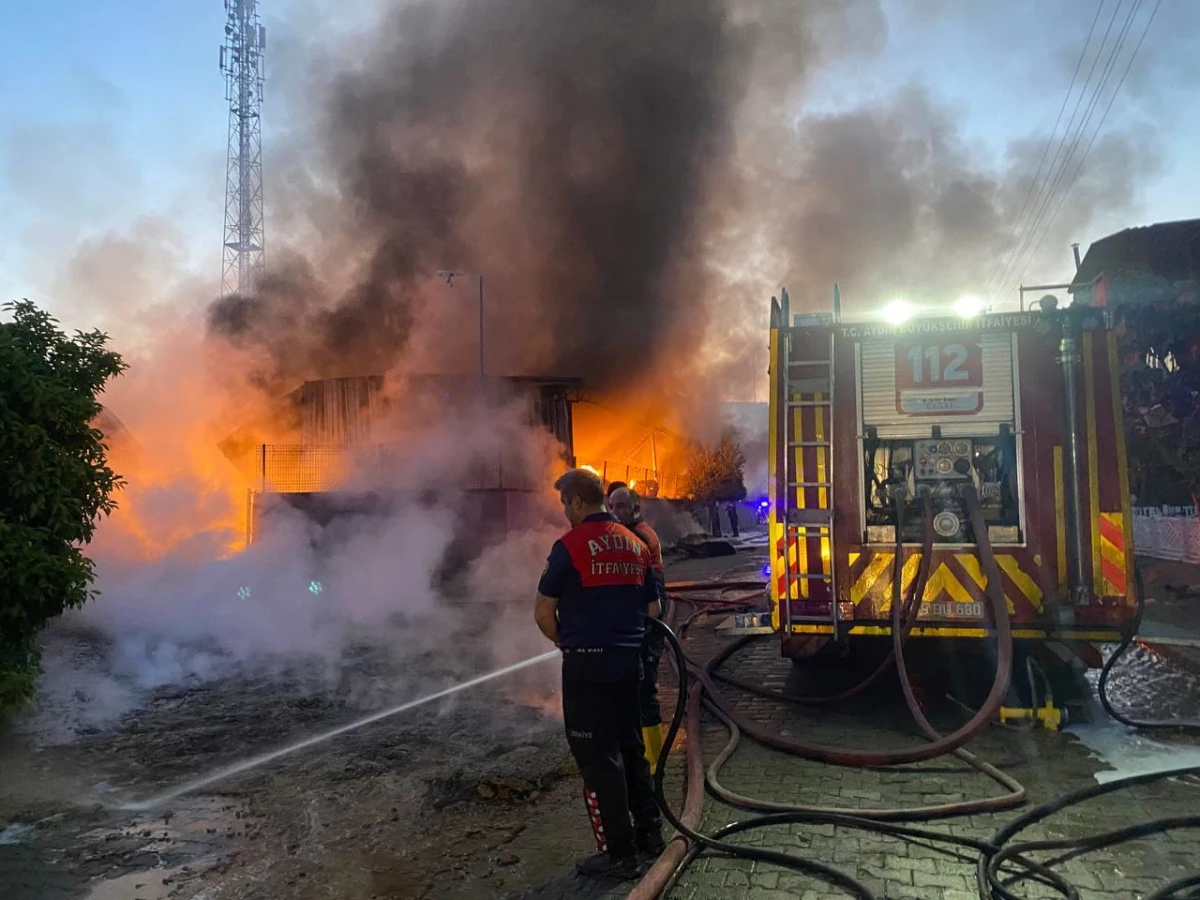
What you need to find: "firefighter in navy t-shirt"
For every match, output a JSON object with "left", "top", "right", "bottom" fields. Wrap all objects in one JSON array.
[
  {"left": 535, "top": 468, "right": 665, "bottom": 878},
  {"left": 606, "top": 486, "right": 668, "bottom": 769}
]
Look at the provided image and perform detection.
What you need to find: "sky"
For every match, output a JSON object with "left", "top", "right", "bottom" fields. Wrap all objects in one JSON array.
[{"left": 0, "top": 0, "right": 1196, "bottom": 333}]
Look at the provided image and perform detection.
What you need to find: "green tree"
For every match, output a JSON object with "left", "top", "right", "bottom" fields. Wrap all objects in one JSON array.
[
  {"left": 0, "top": 300, "right": 126, "bottom": 714},
  {"left": 680, "top": 427, "right": 746, "bottom": 502}
]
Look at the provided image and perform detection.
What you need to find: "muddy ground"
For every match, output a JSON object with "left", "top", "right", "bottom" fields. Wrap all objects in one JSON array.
[
  {"left": 1, "top": 656, "right": 577, "bottom": 899},
  {"left": 0, "top": 629, "right": 638, "bottom": 900},
  {"left": 0, "top": 537, "right": 765, "bottom": 900}
]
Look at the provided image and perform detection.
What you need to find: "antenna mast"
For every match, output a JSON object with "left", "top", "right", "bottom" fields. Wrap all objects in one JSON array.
[{"left": 219, "top": 0, "right": 266, "bottom": 296}]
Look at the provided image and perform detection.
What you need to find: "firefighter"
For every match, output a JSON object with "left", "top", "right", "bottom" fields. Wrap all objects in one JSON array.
[
  {"left": 535, "top": 468, "right": 665, "bottom": 877},
  {"left": 725, "top": 499, "right": 740, "bottom": 538},
  {"left": 707, "top": 499, "right": 722, "bottom": 537},
  {"left": 606, "top": 486, "right": 667, "bottom": 769}
]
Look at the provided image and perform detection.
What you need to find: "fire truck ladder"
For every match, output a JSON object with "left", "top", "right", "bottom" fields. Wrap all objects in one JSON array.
[{"left": 780, "top": 331, "right": 841, "bottom": 638}]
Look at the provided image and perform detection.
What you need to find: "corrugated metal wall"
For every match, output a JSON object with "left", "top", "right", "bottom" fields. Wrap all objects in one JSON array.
[
  {"left": 298, "top": 376, "right": 388, "bottom": 446},
  {"left": 533, "top": 385, "right": 575, "bottom": 461}
]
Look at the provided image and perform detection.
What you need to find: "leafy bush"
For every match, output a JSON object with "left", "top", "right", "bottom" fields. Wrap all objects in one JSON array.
[{"left": 0, "top": 300, "right": 126, "bottom": 716}]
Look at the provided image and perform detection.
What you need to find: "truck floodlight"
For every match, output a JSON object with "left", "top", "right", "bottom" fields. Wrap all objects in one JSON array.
[
  {"left": 954, "top": 294, "right": 986, "bottom": 318},
  {"left": 881, "top": 299, "right": 914, "bottom": 325}
]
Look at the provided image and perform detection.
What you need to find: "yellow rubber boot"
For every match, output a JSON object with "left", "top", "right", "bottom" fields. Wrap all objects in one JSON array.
[{"left": 642, "top": 723, "right": 665, "bottom": 770}]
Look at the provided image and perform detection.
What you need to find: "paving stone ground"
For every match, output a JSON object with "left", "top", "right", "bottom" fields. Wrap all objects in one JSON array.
[{"left": 582, "top": 547, "right": 1200, "bottom": 900}]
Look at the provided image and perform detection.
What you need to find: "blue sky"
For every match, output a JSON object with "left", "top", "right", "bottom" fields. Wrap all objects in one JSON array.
[
  {"left": 1, "top": 0, "right": 1195, "bottom": 329},
  {"left": 0, "top": 1, "right": 229, "bottom": 310}
]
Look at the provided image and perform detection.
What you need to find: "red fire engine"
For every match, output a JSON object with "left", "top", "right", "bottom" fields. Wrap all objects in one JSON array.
[{"left": 766, "top": 289, "right": 1136, "bottom": 665}]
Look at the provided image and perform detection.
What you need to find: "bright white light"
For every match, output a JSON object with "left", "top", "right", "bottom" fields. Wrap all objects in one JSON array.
[
  {"left": 882, "top": 299, "right": 914, "bottom": 325},
  {"left": 954, "top": 295, "right": 985, "bottom": 318}
]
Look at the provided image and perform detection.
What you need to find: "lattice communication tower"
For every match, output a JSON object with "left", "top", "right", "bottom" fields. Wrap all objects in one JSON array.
[{"left": 219, "top": 0, "right": 266, "bottom": 296}]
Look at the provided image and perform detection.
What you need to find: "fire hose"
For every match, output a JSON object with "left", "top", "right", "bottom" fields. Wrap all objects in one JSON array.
[
  {"left": 628, "top": 486, "right": 1200, "bottom": 898},
  {"left": 708, "top": 497, "right": 938, "bottom": 708},
  {"left": 639, "top": 613, "right": 1200, "bottom": 899},
  {"left": 699, "top": 491, "right": 1024, "bottom": 819},
  {"left": 1097, "top": 565, "right": 1200, "bottom": 731},
  {"left": 696, "top": 485, "right": 1016, "bottom": 767}
]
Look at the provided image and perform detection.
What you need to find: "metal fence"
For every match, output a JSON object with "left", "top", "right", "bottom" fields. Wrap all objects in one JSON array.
[
  {"left": 1132, "top": 505, "right": 1200, "bottom": 563},
  {"left": 593, "top": 462, "right": 683, "bottom": 499},
  {"left": 254, "top": 445, "right": 348, "bottom": 493},
  {"left": 252, "top": 444, "right": 541, "bottom": 493}
]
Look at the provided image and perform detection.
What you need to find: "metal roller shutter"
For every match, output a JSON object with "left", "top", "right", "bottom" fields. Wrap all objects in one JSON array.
[{"left": 859, "top": 333, "right": 1017, "bottom": 438}]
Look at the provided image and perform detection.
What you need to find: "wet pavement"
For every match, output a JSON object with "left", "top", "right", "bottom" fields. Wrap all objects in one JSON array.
[
  {"left": 3, "top": 540, "right": 1200, "bottom": 899},
  {"left": 565, "top": 549, "right": 1200, "bottom": 900},
  {"left": 647, "top": 624, "right": 1200, "bottom": 899}
]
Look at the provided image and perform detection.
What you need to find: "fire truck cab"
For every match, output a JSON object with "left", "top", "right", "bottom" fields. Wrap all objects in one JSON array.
[{"left": 766, "top": 289, "right": 1136, "bottom": 662}]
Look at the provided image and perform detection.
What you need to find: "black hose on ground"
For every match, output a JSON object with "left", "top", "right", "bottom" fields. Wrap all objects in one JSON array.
[
  {"left": 644, "top": 616, "right": 1200, "bottom": 900},
  {"left": 1146, "top": 872, "right": 1200, "bottom": 900},
  {"left": 647, "top": 617, "right": 1200, "bottom": 900},
  {"left": 645, "top": 616, "right": 879, "bottom": 899},
  {"left": 1097, "top": 565, "right": 1200, "bottom": 730},
  {"left": 637, "top": 505, "right": 1200, "bottom": 896},
  {"left": 974, "top": 763, "right": 1200, "bottom": 899}
]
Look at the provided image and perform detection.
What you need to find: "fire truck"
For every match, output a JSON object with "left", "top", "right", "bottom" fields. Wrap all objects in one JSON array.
[{"left": 766, "top": 288, "right": 1136, "bottom": 675}]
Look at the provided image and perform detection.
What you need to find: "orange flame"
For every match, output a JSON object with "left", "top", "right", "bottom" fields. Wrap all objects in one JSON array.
[{"left": 88, "top": 332, "right": 271, "bottom": 564}]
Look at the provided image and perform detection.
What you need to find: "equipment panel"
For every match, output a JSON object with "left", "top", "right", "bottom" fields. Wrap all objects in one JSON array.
[
  {"left": 914, "top": 439, "right": 973, "bottom": 480},
  {"left": 862, "top": 432, "right": 1020, "bottom": 546}
]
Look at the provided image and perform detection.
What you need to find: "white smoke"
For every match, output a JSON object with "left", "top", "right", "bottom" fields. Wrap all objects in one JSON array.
[{"left": 23, "top": 397, "right": 569, "bottom": 742}]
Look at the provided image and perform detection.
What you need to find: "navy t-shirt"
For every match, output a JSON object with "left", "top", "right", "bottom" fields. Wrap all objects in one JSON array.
[{"left": 537, "top": 513, "right": 657, "bottom": 649}]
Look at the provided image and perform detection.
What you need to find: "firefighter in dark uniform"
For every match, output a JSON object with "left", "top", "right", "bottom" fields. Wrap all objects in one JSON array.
[
  {"left": 534, "top": 468, "right": 665, "bottom": 877},
  {"left": 606, "top": 486, "right": 668, "bottom": 769}
]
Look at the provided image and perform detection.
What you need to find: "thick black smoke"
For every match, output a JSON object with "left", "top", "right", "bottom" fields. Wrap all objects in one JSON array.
[
  {"left": 208, "top": 0, "right": 755, "bottom": 393},
  {"left": 207, "top": 0, "right": 1165, "bottom": 402},
  {"left": 756, "top": 87, "right": 1162, "bottom": 313}
]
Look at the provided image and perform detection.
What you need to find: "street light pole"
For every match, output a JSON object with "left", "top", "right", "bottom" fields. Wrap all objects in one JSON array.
[
  {"left": 436, "top": 269, "right": 486, "bottom": 406},
  {"left": 477, "top": 274, "right": 485, "bottom": 403}
]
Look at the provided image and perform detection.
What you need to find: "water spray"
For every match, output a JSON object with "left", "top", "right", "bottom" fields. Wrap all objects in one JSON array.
[{"left": 118, "top": 650, "right": 560, "bottom": 812}]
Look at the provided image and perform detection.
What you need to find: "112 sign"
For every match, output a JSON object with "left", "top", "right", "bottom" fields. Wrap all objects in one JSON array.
[
  {"left": 894, "top": 338, "right": 984, "bottom": 416},
  {"left": 894, "top": 340, "right": 983, "bottom": 390}
]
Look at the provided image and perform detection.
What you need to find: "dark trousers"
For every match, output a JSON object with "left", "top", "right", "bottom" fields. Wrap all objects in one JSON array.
[
  {"left": 639, "top": 626, "right": 664, "bottom": 727},
  {"left": 727, "top": 505, "right": 740, "bottom": 537},
  {"left": 562, "top": 647, "right": 660, "bottom": 858}
]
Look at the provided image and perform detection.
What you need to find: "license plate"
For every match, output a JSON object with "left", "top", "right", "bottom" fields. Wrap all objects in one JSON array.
[{"left": 919, "top": 601, "right": 984, "bottom": 619}]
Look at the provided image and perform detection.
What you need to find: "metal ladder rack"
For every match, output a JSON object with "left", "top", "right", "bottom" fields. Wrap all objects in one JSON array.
[{"left": 778, "top": 330, "right": 841, "bottom": 637}]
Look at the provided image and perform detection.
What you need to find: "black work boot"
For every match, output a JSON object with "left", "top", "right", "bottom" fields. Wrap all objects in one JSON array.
[
  {"left": 636, "top": 825, "right": 666, "bottom": 858},
  {"left": 575, "top": 851, "right": 642, "bottom": 879}
]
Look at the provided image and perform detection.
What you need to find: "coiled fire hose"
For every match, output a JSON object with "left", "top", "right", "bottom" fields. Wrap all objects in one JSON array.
[
  {"left": 628, "top": 487, "right": 1200, "bottom": 898},
  {"left": 1097, "top": 565, "right": 1200, "bottom": 731},
  {"left": 695, "top": 484, "right": 1016, "bottom": 767},
  {"left": 640, "top": 616, "right": 1200, "bottom": 899},
  {"left": 697, "top": 491, "right": 1024, "bottom": 821},
  {"left": 709, "top": 497, "right": 937, "bottom": 708}
]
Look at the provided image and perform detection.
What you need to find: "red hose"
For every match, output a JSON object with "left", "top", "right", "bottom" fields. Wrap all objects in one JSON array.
[
  {"left": 624, "top": 685, "right": 704, "bottom": 900},
  {"left": 711, "top": 500, "right": 936, "bottom": 706},
  {"left": 623, "top": 500, "right": 1018, "bottom": 898},
  {"left": 696, "top": 484, "right": 1014, "bottom": 767},
  {"left": 667, "top": 580, "right": 766, "bottom": 592}
]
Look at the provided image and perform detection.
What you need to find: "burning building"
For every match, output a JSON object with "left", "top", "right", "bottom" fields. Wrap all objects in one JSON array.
[{"left": 219, "top": 373, "right": 580, "bottom": 546}]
